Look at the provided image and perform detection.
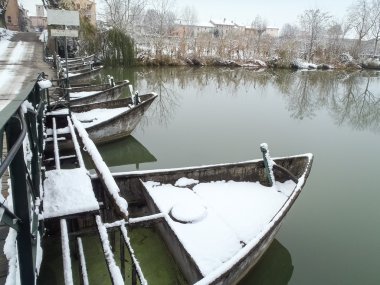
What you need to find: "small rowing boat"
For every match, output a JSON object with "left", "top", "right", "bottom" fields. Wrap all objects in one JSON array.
[
  {"left": 89, "top": 147, "right": 313, "bottom": 284},
  {"left": 45, "top": 93, "right": 158, "bottom": 147},
  {"left": 52, "top": 79, "right": 130, "bottom": 105}
]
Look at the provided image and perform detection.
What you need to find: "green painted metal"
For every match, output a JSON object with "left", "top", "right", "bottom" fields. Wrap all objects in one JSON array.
[
  {"left": 0, "top": 80, "right": 36, "bottom": 131},
  {"left": 6, "top": 111, "right": 35, "bottom": 284},
  {"left": 0, "top": 203, "right": 20, "bottom": 231}
]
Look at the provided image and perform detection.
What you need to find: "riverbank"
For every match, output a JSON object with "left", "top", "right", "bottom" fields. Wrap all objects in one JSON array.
[{"left": 135, "top": 52, "right": 367, "bottom": 70}]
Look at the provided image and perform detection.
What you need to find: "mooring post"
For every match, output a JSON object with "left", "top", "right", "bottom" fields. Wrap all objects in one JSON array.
[{"left": 260, "top": 143, "right": 274, "bottom": 187}]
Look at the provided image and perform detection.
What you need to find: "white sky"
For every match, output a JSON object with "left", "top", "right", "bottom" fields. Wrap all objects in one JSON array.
[
  {"left": 21, "top": 0, "right": 351, "bottom": 29},
  {"left": 177, "top": 0, "right": 351, "bottom": 28}
]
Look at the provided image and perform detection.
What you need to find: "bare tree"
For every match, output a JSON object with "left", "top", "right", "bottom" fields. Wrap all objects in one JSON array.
[
  {"left": 326, "top": 21, "right": 345, "bottom": 59},
  {"left": 369, "top": 0, "right": 380, "bottom": 54},
  {"left": 102, "top": 0, "right": 147, "bottom": 34},
  {"left": 180, "top": 5, "right": 198, "bottom": 25},
  {"left": 251, "top": 15, "right": 267, "bottom": 54},
  {"left": 299, "top": 9, "right": 331, "bottom": 61},
  {"left": 277, "top": 23, "right": 301, "bottom": 61},
  {"left": 280, "top": 23, "right": 299, "bottom": 39},
  {"left": 347, "top": 0, "right": 373, "bottom": 57},
  {"left": 143, "top": 0, "right": 176, "bottom": 59}
]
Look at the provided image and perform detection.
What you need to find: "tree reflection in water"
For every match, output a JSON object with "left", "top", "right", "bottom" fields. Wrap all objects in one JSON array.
[{"left": 100, "top": 67, "right": 380, "bottom": 134}]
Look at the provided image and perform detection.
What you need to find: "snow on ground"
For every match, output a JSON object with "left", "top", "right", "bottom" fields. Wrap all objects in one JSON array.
[
  {"left": 43, "top": 168, "right": 99, "bottom": 218},
  {"left": 0, "top": 30, "right": 38, "bottom": 112},
  {"left": 144, "top": 178, "right": 296, "bottom": 275}
]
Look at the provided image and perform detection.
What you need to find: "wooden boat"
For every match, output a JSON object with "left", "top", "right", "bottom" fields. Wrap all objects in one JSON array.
[
  {"left": 62, "top": 62, "right": 94, "bottom": 72},
  {"left": 60, "top": 54, "right": 95, "bottom": 65},
  {"left": 89, "top": 151, "right": 313, "bottom": 284},
  {"left": 45, "top": 93, "right": 158, "bottom": 147},
  {"left": 52, "top": 79, "right": 130, "bottom": 106},
  {"left": 59, "top": 65, "right": 104, "bottom": 81}
]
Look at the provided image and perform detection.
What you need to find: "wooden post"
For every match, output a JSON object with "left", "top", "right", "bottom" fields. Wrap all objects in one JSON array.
[{"left": 120, "top": 229, "right": 125, "bottom": 281}]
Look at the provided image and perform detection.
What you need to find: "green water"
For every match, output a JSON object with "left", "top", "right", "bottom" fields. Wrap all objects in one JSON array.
[
  {"left": 94, "top": 67, "right": 379, "bottom": 284},
  {"left": 38, "top": 227, "right": 187, "bottom": 285},
  {"left": 39, "top": 67, "right": 380, "bottom": 284}
]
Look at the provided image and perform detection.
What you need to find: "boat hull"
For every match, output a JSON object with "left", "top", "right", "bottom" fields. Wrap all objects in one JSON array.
[
  {"left": 51, "top": 80, "right": 130, "bottom": 106},
  {"left": 96, "top": 154, "right": 313, "bottom": 284},
  {"left": 45, "top": 93, "right": 157, "bottom": 150},
  {"left": 76, "top": 94, "right": 157, "bottom": 144}
]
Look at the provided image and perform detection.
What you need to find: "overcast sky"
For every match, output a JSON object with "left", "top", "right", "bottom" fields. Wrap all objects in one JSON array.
[
  {"left": 177, "top": 0, "right": 351, "bottom": 28},
  {"left": 21, "top": 0, "right": 352, "bottom": 29}
]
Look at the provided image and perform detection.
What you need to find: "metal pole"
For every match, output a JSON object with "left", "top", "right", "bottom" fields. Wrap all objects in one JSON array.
[
  {"left": 65, "top": 27, "right": 69, "bottom": 88},
  {"left": 64, "top": 27, "right": 71, "bottom": 116},
  {"left": 6, "top": 112, "right": 35, "bottom": 284}
]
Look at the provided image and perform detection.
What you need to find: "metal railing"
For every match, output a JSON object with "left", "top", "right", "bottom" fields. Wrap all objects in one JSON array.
[{"left": 0, "top": 75, "right": 47, "bottom": 284}]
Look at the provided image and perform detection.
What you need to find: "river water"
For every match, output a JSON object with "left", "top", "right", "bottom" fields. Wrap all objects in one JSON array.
[{"left": 94, "top": 67, "right": 379, "bottom": 285}]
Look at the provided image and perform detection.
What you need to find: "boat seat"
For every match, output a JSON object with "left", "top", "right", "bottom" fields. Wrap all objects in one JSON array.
[{"left": 42, "top": 168, "right": 100, "bottom": 219}]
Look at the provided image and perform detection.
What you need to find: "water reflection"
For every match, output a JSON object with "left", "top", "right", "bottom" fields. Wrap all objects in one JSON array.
[
  {"left": 83, "top": 135, "right": 156, "bottom": 169},
  {"left": 238, "top": 239, "right": 293, "bottom": 285},
  {"left": 102, "top": 67, "right": 380, "bottom": 133}
]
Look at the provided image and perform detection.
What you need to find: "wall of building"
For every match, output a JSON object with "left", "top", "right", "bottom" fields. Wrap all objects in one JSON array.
[{"left": 5, "top": 0, "right": 20, "bottom": 31}]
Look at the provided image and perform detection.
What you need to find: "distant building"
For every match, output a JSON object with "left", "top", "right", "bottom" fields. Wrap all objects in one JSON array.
[
  {"left": 36, "top": 5, "right": 44, "bottom": 17},
  {"left": 210, "top": 19, "right": 241, "bottom": 37},
  {"left": 193, "top": 22, "right": 215, "bottom": 37},
  {"left": 30, "top": 5, "right": 47, "bottom": 31},
  {"left": 73, "top": 0, "right": 97, "bottom": 26},
  {"left": 265, "top": 27, "right": 279, "bottom": 37},
  {"left": 170, "top": 18, "right": 279, "bottom": 40},
  {"left": 5, "top": 0, "right": 20, "bottom": 31}
]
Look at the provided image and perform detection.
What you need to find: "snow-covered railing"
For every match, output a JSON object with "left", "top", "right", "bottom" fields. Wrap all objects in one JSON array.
[
  {"left": 52, "top": 117, "right": 61, "bottom": 170},
  {"left": 0, "top": 76, "right": 48, "bottom": 284},
  {"left": 77, "top": 237, "right": 89, "bottom": 285},
  {"left": 95, "top": 215, "right": 125, "bottom": 285},
  {"left": 67, "top": 116, "right": 85, "bottom": 168},
  {"left": 71, "top": 115, "right": 129, "bottom": 218},
  {"left": 103, "top": 213, "right": 166, "bottom": 229},
  {"left": 101, "top": 218, "right": 152, "bottom": 285},
  {"left": 60, "top": 219, "right": 74, "bottom": 285},
  {"left": 120, "top": 224, "right": 148, "bottom": 285}
]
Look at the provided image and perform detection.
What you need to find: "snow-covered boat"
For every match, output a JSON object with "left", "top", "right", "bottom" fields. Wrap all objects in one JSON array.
[
  {"left": 53, "top": 79, "right": 130, "bottom": 105},
  {"left": 59, "top": 65, "right": 104, "bottom": 81},
  {"left": 89, "top": 149, "right": 313, "bottom": 284},
  {"left": 45, "top": 93, "right": 158, "bottom": 147},
  {"left": 61, "top": 54, "right": 95, "bottom": 65}
]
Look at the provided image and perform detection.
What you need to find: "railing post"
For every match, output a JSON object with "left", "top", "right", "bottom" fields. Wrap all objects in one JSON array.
[
  {"left": 25, "top": 111, "right": 40, "bottom": 199},
  {"left": 6, "top": 113, "right": 35, "bottom": 284}
]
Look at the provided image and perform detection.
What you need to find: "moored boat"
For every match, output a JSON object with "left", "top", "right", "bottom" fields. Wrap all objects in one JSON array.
[
  {"left": 52, "top": 79, "right": 130, "bottom": 105},
  {"left": 61, "top": 65, "right": 104, "bottom": 81},
  {"left": 89, "top": 149, "right": 313, "bottom": 284},
  {"left": 45, "top": 93, "right": 158, "bottom": 147}
]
